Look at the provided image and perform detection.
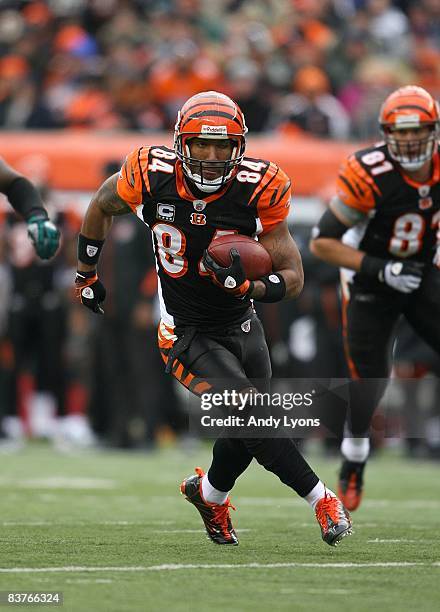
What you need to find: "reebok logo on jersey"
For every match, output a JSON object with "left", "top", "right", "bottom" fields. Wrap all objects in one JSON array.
[
  {"left": 157, "top": 203, "right": 175, "bottom": 221},
  {"left": 190, "top": 212, "right": 206, "bottom": 226}
]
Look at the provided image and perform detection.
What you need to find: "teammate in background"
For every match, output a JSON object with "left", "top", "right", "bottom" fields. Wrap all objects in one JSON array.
[
  {"left": 76, "top": 91, "right": 352, "bottom": 547},
  {"left": 310, "top": 86, "right": 440, "bottom": 510},
  {"left": 0, "top": 158, "right": 60, "bottom": 259}
]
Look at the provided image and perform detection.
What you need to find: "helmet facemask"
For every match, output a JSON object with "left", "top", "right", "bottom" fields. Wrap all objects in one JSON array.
[
  {"left": 382, "top": 124, "right": 439, "bottom": 171},
  {"left": 175, "top": 133, "right": 244, "bottom": 193}
]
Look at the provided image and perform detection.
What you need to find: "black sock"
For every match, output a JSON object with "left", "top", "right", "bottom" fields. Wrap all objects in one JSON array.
[
  {"left": 207, "top": 437, "right": 253, "bottom": 492},
  {"left": 242, "top": 437, "right": 319, "bottom": 497}
]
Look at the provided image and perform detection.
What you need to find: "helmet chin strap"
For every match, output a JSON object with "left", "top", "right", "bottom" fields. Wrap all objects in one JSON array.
[
  {"left": 183, "top": 165, "right": 225, "bottom": 192},
  {"left": 399, "top": 159, "right": 427, "bottom": 171}
]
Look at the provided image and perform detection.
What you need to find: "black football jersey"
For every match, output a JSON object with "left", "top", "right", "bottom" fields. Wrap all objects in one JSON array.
[
  {"left": 117, "top": 145, "right": 290, "bottom": 328},
  {"left": 336, "top": 143, "right": 440, "bottom": 272}
]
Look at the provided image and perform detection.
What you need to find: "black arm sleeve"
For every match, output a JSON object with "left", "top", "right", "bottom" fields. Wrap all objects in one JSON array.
[
  {"left": 4, "top": 177, "right": 48, "bottom": 221},
  {"left": 311, "top": 208, "right": 349, "bottom": 240}
]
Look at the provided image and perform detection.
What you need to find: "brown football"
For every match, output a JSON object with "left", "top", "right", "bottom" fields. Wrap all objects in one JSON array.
[{"left": 207, "top": 234, "right": 272, "bottom": 280}]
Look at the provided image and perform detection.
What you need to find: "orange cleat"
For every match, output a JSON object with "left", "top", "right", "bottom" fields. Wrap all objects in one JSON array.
[
  {"left": 315, "top": 491, "right": 353, "bottom": 546},
  {"left": 180, "top": 467, "right": 238, "bottom": 545}
]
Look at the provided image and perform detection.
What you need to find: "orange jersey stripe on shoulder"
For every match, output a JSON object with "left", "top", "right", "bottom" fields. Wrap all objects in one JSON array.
[
  {"left": 139, "top": 147, "right": 152, "bottom": 196},
  {"left": 256, "top": 165, "right": 291, "bottom": 235},
  {"left": 336, "top": 155, "right": 381, "bottom": 213},
  {"left": 116, "top": 146, "right": 151, "bottom": 210},
  {"left": 249, "top": 162, "right": 278, "bottom": 208}
]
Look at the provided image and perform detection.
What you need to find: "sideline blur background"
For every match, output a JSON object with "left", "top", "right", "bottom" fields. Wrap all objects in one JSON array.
[{"left": 0, "top": 0, "right": 439, "bottom": 457}]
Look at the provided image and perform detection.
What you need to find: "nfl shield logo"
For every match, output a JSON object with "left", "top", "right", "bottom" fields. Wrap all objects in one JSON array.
[
  {"left": 241, "top": 319, "right": 251, "bottom": 333},
  {"left": 193, "top": 200, "right": 207, "bottom": 212}
]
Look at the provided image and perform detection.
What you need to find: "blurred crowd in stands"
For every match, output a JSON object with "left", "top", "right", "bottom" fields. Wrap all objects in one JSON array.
[
  {"left": 0, "top": 0, "right": 440, "bottom": 139},
  {"left": 1, "top": 0, "right": 439, "bottom": 457}
]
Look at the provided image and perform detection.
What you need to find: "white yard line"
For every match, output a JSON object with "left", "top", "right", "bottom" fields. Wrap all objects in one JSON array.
[
  {"left": 0, "top": 562, "right": 437, "bottom": 574},
  {"left": 1, "top": 520, "right": 381, "bottom": 528},
  {"left": 367, "top": 539, "right": 419, "bottom": 543},
  {"left": 280, "top": 588, "right": 359, "bottom": 595},
  {"left": 1, "top": 520, "right": 176, "bottom": 527},
  {"left": 66, "top": 579, "right": 113, "bottom": 584},
  {"left": 151, "top": 529, "right": 252, "bottom": 534},
  {"left": 0, "top": 477, "right": 116, "bottom": 489}
]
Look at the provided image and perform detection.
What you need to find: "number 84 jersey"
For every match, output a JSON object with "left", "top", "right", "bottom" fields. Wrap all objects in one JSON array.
[
  {"left": 336, "top": 143, "right": 440, "bottom": 274},
  {"left": 116, "top": 145, "right": 291, "bottom": 328}
]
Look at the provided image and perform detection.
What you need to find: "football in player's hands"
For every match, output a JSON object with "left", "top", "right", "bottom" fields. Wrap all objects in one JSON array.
[{"left": 207, "top": 234, "right": 272, "bottom": 280}]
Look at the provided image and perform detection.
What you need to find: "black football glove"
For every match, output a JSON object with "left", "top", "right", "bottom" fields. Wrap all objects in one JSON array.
[
  {"left": 360, "top": 255, "right": 424, "bottom": 294},
  {"left": 75, "top": 270, "right": 106, "bottom": 314},
  {"left": 202, "top": 248, "right": 253, "bottom": 298}
]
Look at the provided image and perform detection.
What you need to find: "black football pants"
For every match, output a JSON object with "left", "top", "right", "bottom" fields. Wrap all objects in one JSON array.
[
  {"left": 344, "top": 266, "right": 440, "bottom": 435},
  {"left": 162, "top": 312, "right": 319, "bottom": 496}
]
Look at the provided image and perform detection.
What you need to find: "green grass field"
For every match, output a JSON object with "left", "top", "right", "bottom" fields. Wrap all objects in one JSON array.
[{"left": 0, "top": 442, "right": 439, "bottom": 612}]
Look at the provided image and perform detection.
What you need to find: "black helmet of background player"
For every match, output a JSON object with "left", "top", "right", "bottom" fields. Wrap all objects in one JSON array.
[
  {"left": 379, "top": 85, "right": 440, "bottom": 171},
  {"left": 174, "top": 91, "right": 248, "bottom": 193}
]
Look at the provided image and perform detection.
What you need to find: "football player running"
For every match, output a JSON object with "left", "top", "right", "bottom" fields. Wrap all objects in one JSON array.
[
  {"left": 76, "top": 91, "right": 352, "bottom": 546},
  {"left": 0, "top": 157, "right": 60, "bottom": 259},
  {"left": 310, "top": 86, "right": 440, "bottom": 511}
]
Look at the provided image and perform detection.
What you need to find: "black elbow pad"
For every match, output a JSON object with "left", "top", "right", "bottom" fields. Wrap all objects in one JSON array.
[{"left": 311, "top": 208, "right": 348, "bottom": 240}]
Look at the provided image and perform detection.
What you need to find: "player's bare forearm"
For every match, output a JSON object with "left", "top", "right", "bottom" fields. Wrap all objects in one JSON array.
[
  {"left": 79, "top": 173, "right": 131, "bottom": 272},
  {"left": 310, "top": 237, "right": 364, "bottom": 272},
  {"left": 257, "top": 221, "right": 304, "bottom": 299}
]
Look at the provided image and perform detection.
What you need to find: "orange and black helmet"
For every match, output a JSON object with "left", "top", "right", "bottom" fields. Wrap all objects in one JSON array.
[
  {"left": 174, "top": 91, "right": 247, "bottom": 192},
  {"left": 379, "top": 85, "right": 440, "bottom": 170}
]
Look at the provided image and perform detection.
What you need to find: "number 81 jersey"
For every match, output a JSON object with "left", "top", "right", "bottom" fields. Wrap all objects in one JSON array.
[
  {"left": 117, "top": 145, "right": 291, "bottom": 328},
  {"left": 336, "top": 143, "right": 440, "bottom": 273}
]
